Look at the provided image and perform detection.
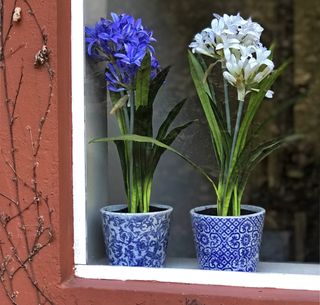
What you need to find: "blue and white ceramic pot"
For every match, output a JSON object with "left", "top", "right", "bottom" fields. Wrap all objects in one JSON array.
[
  {"left": 100, "top": 204, "right": 173, "bottom": 267},
  {"left": 190, "top": 204, "right": 265, "bottom": 272}
]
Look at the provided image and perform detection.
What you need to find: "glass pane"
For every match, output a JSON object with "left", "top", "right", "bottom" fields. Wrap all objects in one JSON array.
[{"left": 84, "top": 0, "right": 319, "bottom": 264}]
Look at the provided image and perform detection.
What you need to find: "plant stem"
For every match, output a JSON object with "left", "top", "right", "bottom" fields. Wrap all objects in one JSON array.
[
  {"left": 217, "top": 181, "right": 223, "bottom": 215},
  {"left": 223, "top": 72, "right": 231, "bottom": 135},
  {"left": 222, "top": 100, "right": 244, "bottom": 216},
  {"left": 229, "top": 100, "right": 244, "bottom": 171},
  {"left": 143, "top": 178, "right": 152, "bottom": 213},
  {"left": 232, "top": 184, "right": 240, "bottom": 216},
  {"left": 129, "top": 90, "right": 135, "bottom": 212}
]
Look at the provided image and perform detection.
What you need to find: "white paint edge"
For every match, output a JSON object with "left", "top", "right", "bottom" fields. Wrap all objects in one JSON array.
[
  {"left": 71, "top": 0, "right": 87, "bottom": 265},
  {"left": 75, "top": 263, "right": 320, "bottom": 291}
]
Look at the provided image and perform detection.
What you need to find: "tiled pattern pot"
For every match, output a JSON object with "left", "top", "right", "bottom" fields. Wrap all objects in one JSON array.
[{"left": 190, "top": 205, "right": 265, "bottom": 272}]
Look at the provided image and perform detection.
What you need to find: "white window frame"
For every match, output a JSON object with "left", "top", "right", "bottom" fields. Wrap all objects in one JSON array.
[{"left": 71, "top": 0, "right": 320, "bottom": 291}]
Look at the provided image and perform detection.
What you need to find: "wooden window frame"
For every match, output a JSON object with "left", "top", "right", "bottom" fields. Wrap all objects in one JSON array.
[{"left": 65, "top": 0, "right": 320, "bottom": 302}]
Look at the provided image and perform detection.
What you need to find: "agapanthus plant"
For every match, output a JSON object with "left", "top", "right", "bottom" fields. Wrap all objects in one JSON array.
[
  {"left": 189, "top": 13, "right": 296, "bottom": 216},
  {"left": 86, "top": 13, "right": 195, "bottom": 213}
]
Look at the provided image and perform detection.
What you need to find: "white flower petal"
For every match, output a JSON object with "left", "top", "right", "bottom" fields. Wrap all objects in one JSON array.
[
  {"left": 195, "top": 47, "right": 213, "bottom": 57},
  {"left": 263, "top": 59, "right": 274, "bottom": 70},
  {"left": 265, "top": 90, "right": 274, "bottom": 99},
  {"left": 223, "top": 71, "right": 237, "bottom": 86},
  {"left": 216, "top": 43, "right": 224, "bottom": 50},
  {"left": 224, "top": 48, "right": 231, "bottom": 60},
  {"left": 252, "top": 71, "right": 265, "bottom": 83}
]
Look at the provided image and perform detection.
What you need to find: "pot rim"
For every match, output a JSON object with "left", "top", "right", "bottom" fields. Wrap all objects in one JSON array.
[
  {"left": 190, "top": 204, "right": 265, "bottom": 219},
  {"left": 100, "top": 203, "right": 173, "bottom": 217}
]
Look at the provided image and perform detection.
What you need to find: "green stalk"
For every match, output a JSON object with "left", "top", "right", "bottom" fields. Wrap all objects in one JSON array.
[
  {"left": 124, "top": 108, "right": 131, "bottom": 200},
  {"left": 223, "top": 70, "right": 231, "bottom": 135},
  {"left": 232, "top": 184, "right": 240, "bottom": 216},
  {"left": 217, "top": 181, "right": 223, "bottom": 215},
  {"left": 123, "top": 107, "right": 130, "bottom": 134},
  {"left": 129, "top": 90, "right": 136, "bottom": 213},
  {"left": 229, "top": 100, "right": 244, "bottom": 171},
  {"left": 143, "top": 178, "right": 152, "bottom": 213},
  {"left": 222, "top": 99, "right": 244, "bottom": 216},
  {"left": 112, "top": 95, "right": 130, "bottom": 199}
]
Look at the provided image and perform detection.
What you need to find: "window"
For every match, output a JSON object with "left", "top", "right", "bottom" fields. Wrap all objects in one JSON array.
[{"left": 72, "top": 0, "right": 319, "bottom": 290}]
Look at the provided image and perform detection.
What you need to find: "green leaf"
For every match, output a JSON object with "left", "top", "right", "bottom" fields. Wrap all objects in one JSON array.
[
  {"left": 188, "top": 51, "right": 223, "bottom": 164},
  {"left": 233, "top": 61, "right": 289, "bottom": 165},
  {"left": 90, "top": 134, "right": 218, "bottom": 193},
  {"left": 220, "top": 62, "right": 290, "bottom": 215},
  {"left": 114, "top": 141, "right": 129, "bottom": 197},
  {"left": 156, "top": 98, "right": 187, "bottom": 141},
  {"left": 237, "top": 134, "right": 303, "bottom": 199},
  {"left": 269, "top": 42, "right": 276, "bottom": 60},
  {"left": 133, "top": 143, "right": 144, "bottom": 212},
  {"left": 110, "top": 95, "right": 129, "bottom": 114},
  {"left": 151, "top": 120, "right": 196, "bottom": 174},
  {"left": 136, "top": 52, "right": 151, "bottom": 108},
  {"left": 135, "top": 105, "right": 153, "bottom": 137},
  {"left": 109, "top": 91, "right": 129, "bottom": 135},
  {"left": 109, "top": 91, "right": 121, "bottom": 105},
  {"left": 252, "top": 93, "right": 302, "bottom": 137},
  {"left": 197, "top": 56, "right": 217, "bottom": 105},
  {"left": 148, "top": 66, "right": 170, "bottom": 104},
  {"left": 164, "top": 120, "right": 196, "bottom": 145},
  {"left": 194, "top": 55, "right": 213, "bottom": 100},
  {"left": 250, "top": 134, "right": 302, "bottom": 166}
]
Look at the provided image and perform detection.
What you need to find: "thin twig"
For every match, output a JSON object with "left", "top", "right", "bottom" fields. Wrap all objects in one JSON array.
[
  {"left": 3, "top": 0, "right": 18, "bottom": 48},
  {"left": 0, "top": 192, "right": 16, "bottom": 205},
  {"left": 7, "top": 43, "right": 26, "bottom": 57},
  {"left": 0, "top": 0, "right": 55, "bottom": 303},
  {"left": 11, "top": 61, "right": 24, "bottom": 118},
  {"left": 23, "top": 0, "right": 47, "bottom": 44}
]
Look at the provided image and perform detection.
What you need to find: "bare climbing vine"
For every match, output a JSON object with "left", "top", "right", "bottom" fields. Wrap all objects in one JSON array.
[{"left": 0, "top": 1, "right": 54, "bottom": 304}]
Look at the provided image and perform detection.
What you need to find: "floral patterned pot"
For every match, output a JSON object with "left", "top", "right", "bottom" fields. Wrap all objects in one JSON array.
[
  {"left": 100, "top": 204, "right": 173, "bottom": 267},
  {"left": 190, "top": 204, "right": 265, "bottom": 272}
]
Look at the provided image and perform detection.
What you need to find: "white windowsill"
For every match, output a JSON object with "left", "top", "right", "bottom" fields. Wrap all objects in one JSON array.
[{"left": 74, "top": 259, "right": 320, "bottom": 291}]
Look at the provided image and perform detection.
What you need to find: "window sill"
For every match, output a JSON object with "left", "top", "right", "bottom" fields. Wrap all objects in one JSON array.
[{"left": 75, "top": 258, "right": 320, "bottom": 291}]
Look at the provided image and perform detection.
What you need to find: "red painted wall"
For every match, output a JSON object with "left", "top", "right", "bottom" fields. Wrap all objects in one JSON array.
[{"left": 0, "top": 1, "right": 318, "bottom": 304}]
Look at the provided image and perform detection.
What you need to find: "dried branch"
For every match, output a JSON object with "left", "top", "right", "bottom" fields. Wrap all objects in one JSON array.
[
  {"left": 11, "top": 61, "right": 23, "bottom": 119},
  {"left": 0, "top": 192, "right": 16, "bottom": 205},
  {"left": 3, "top": 0, "right": 18, "bottom": 48},
  {"left": 0, "top": 1, "right": 55, "bottom": 304}
]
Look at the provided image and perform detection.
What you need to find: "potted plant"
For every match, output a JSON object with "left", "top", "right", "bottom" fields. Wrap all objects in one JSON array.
[
  {"left": 188, "top": 13, "right": 297, "bottom": 271},
  {"left": 85, "top": 13, "right": 194, "bottom": 267}
]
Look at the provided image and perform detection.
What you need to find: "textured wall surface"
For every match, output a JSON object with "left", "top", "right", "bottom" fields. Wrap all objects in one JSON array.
[{"left": 0, "top": 1, "right": 60, "bottom": 304}]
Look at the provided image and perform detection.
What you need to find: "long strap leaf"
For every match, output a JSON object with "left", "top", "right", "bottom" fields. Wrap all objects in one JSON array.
[
  {"left": 148, "top": 66, "right": 170, "bottom": 104},
  {"left": 188, "top": 51, "right": 223, "bottom": 164},
  {"left": 156, "top": 98, "right": 187, "bottom": 141},
  {"left": 90, "top": 134, "right": 218, "bottom": 193},
  {"left": 233, "top": 61, "right": 289, "bottom": 164},
  {"left": 237, "top": 134, "right": 303, "bottom": 199},
  {"left": 135, "top": 52, "right": 151, "bottom": 108},
  {"left": 151, "top": 120, "right": 196, "bottom": 176},
  {"left": 114, "top": 141, "right": 129, "bottom": 197},
  {"left": 219, "top": 62, "right": 289, "bottom": 215}
]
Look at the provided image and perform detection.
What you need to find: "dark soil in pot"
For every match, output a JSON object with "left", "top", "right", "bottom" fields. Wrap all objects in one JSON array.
[{"left": 197, "top": 207, "right": 255, "bottom": 216}]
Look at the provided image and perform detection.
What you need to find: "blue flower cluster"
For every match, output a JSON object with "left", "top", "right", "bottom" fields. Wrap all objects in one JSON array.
[{"left": 85, "top": 13, "right": 159, "bottom": 92}]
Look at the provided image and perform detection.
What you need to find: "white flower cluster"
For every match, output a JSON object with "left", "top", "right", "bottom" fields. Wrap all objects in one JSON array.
[{"left": 189, "top": 13, "right": 274, "bottom": 101}]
